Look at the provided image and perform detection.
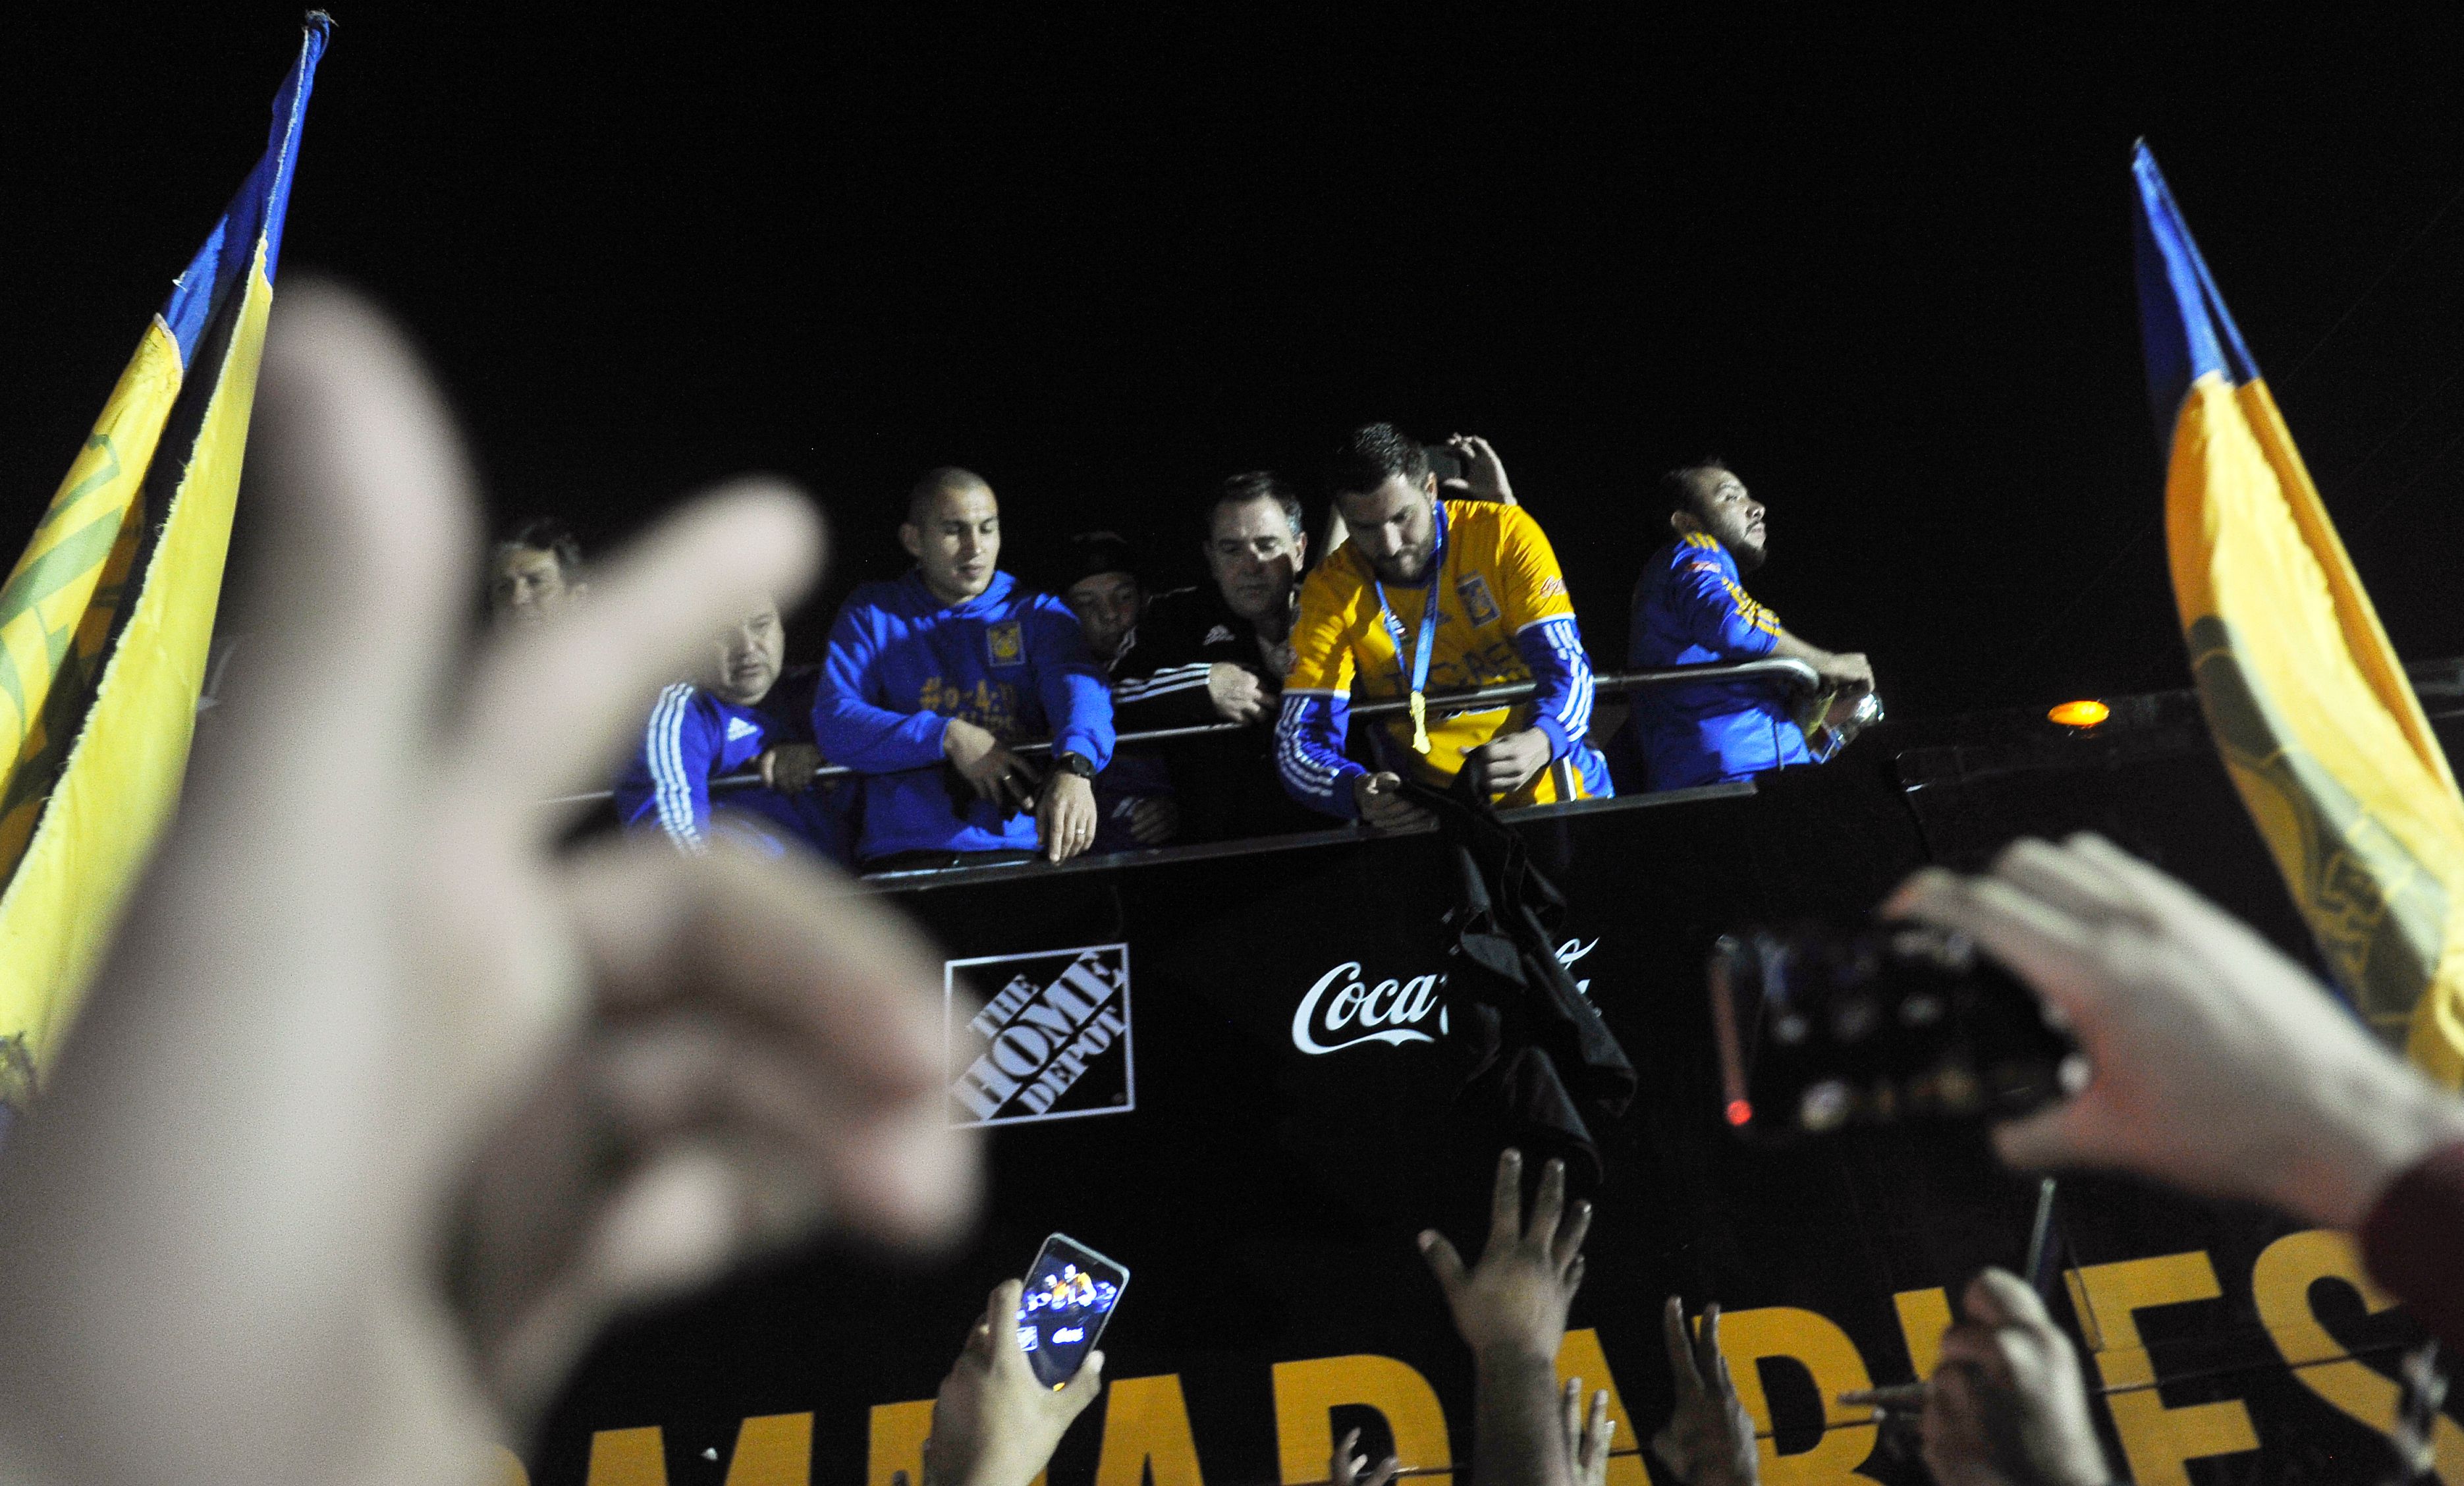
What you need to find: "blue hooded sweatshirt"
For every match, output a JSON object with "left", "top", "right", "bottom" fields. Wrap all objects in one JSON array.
[{"left": 815, "top": 569, "right": 1115, "bottom": 862}]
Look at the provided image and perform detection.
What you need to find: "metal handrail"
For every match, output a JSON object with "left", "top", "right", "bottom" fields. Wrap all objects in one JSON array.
[{"left": 545, "top": 657, "right": 1820, "bottom": 806}]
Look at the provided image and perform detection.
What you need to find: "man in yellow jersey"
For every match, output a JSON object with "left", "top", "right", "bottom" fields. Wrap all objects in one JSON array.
[{"left": 1276, "top": 423, "right": 1610, "bottom": 829}]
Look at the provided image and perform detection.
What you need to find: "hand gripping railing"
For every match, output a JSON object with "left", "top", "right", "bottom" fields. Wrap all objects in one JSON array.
[{"left": 545, "top": 657, "right": 1819, "bottom": 808}]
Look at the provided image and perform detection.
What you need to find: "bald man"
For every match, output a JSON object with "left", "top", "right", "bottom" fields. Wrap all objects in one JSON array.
[{"left": 814, "top": 468, "right": 1115, "bottom": 870}]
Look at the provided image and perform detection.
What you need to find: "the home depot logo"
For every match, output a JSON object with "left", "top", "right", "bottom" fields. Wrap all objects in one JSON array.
[{"left": 946, "top": 943, "right": 1134, "bottom": 1126}]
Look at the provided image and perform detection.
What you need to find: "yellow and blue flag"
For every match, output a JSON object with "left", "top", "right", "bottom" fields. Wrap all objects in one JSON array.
[
  {"left": 2134, "top": 142, "right": 2464, "bottom": 1083},
  {"left": 0, "top": 14, "right": 329, "bottom": 1095}
]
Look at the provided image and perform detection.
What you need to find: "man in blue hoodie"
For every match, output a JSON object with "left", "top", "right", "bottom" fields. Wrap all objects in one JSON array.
[{"left": 815, "top": 467, "right": 1114, "bottom": 870}]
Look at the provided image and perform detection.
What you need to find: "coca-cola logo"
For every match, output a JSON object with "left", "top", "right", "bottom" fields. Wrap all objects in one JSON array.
[{"left": 1291, "top": 938, "right": 1599, "bottom": 1056}]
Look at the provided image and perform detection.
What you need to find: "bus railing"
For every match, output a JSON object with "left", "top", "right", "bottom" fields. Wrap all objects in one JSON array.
[{"left": 547, "top": 657, "right": 1821, "bottom": 807}]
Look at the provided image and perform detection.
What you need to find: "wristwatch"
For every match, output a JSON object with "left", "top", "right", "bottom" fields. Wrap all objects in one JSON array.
[{"left": 1054, "top": 751, "right": 1097, "bottom": 781}]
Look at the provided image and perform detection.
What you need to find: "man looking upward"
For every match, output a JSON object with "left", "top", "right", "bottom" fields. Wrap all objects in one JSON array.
[
  {"left": 1610, "top": 460, "right": 1873, "bottom": 791},
  {"left": 1278, "top": 425, "right": 1608, "bottom": 830},
  {"left": 815, "top": 468, "right": 1113, "bottom": 869}
]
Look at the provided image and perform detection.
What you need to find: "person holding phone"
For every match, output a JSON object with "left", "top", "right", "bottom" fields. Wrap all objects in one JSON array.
[{"left": 916, "top": 1236, "right": 1122, "bottom": 1486}]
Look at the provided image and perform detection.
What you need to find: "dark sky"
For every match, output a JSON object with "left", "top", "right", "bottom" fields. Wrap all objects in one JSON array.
[{"left": 9, "top": 7, "right": 2464, "bottom": 719}]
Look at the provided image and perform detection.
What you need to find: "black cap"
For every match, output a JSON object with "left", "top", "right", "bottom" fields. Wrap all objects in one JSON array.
[{"left": 1061, "top": 530, "right": 1139, "bottom": 588}]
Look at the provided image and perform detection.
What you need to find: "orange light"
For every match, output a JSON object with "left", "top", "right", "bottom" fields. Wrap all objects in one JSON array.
[
  {"left": 2047, "top": 700, "right": 2111, "bottom": 729},
  {"left": 1724, "top": 1099, "right": 1753, "bottom": 1127}
]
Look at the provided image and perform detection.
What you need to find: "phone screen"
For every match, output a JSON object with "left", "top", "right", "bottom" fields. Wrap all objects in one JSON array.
[{"left": 1016, "top": 1232, "right": 1128, "bottom": 1387}]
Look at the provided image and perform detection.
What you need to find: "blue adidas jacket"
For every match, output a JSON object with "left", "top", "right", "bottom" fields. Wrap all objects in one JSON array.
[
  {"left": 814, "top": 569, "right": 1115, "bottom": 861},
  {"left": 613, "top": 665, "right": 852, "bottom": 862},
  {"left": 1611, "top": 534, "right": 1812, "bottom": 790}
]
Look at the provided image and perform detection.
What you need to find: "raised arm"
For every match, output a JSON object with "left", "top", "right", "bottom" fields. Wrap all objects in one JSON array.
[
  {"left": 812, "top": 599, "right": 952, "bottom": 772},
  {"left": 1419, "top": 1149, "right": 1593, "bottom": 1486}
]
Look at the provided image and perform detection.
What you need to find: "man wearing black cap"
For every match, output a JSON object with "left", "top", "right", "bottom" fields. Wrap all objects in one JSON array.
[{"left": 1061, "top": 532, "right": 1180, "bottom": 851}]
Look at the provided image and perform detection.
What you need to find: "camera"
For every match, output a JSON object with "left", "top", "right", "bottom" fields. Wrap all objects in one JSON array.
[{"left": 1708, "top": 922, "right": 2085, "bottom": 1142}]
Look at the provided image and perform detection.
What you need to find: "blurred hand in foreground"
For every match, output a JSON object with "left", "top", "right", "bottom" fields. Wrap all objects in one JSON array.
[
  {"left": 1887, "top": 833, "right": 2464, "bottom": 1228},
  {"left": 0, "top": 285, "right": 977, "bottom": 1486},
  {"left": 921, "top": 1280, "right": 1104, "bottom": 1486},
  {"left": 1651, "top": 1297, "right": 1759, "bottom": 1486},
  {"left": 1841, "top": 1269, "right": 2105, "bottom": 1486}
]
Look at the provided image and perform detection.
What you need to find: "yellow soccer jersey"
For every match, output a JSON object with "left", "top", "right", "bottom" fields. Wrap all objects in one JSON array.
[{"left": 1283, "top": 499, "right": 1587, "bottom": 802}]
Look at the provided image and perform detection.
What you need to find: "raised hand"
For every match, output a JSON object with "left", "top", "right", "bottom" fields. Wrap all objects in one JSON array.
[
  {"left": 0, "top": 285, "right": 978, "bottom": 1486},
  {"left": 1564, "top": 1378, "right": 1615, "bottom": 1486},
  {"left": 1446, "top": 434, "right": 1517, "bottom": 506},
  {"left": 1418, "top": 1149, "right": 1593, "bottom": 1366},
  {"left": 1651, "top": 1298, "right": 1759, "bottom": 1486},
  {"left": 1331, "top": 1425, "right": 1402, "bottom": 1486},
  {"left": 1886, "top": 833, "right": 2464, "bottom": 1228},
  {"left": 1840, "top": 1269, "right": 2106, "bottom": 1486},
  {"left": 922, "top": 1280, "right": 1105, "bottom": 1486}
]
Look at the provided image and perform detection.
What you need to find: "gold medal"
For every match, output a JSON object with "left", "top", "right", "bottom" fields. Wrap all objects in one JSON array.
[{"left": 1410, "top": 691, "right": 1431, "bottom": 755}]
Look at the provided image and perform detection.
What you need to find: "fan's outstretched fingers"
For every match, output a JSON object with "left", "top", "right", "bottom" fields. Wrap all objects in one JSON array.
[
  {"left": 1662, "top": 1296, "right": 1704, "bottom": 1396},
  {"left": 238, "top": 281, "right": 478, "bottom": 793},
  {"left": 1488, "top": 1147, "right": 1525, "bottom": 1248},
  {"left": 1990, "top": 837, "right": 2150, "bottom": 929},
  {"left": 1527, "top": 1156, "right": 1566, "bottom": 1250},
  {"left": 559, "top": 840, "right": 974, "bottom": 1247},
  {"left": 1553, "top": 1196, "right": 1593, "bottom": 1273},
  {"left": 451, "top": 480, "right": 823, "bottom": 816}
]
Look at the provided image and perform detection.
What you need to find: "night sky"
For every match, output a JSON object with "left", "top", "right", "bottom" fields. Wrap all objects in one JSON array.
[{"left": 10, "top": 7, "right": 2464, "bottom": 721}]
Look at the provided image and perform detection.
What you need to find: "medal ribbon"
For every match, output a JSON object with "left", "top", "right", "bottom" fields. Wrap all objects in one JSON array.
[{"left": 1372, "top": 502, "right": 1447, "bottom": 756}]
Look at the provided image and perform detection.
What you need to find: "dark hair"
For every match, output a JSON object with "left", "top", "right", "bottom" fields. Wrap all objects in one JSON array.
[
  {"left": 497, "top": 516, "right": 583, "bottom": 577},
  {"left": 1658, "top": 458, "right": 1731, "bottom": 518},
  {"left": 907, "top": 466, "right": 993, "bottom": 527},
  {"left": 1326, "top": 422, "right": 1429, "bottom": 499},
  {"left": 1211, "top": 470, "right": 1305, "bottom": 541},
  {"left": 1062, "top": 530, "right": 1139, "bottom": 588}
]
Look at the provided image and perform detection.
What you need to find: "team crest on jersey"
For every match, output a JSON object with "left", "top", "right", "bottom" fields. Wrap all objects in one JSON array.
[
  {"left": 986, "top": 620, "right": 1026, "bottom": 667},
  {"left": 1455, "top": 574, "right": 1501, "bottom": 627}
]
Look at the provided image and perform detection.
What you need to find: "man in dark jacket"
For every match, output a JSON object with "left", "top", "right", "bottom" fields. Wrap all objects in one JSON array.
[{"left": 1108, "top": 472, "right": 1327, "bottom": 844}]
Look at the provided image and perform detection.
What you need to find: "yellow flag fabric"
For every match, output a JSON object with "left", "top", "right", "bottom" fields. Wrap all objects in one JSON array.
[
  {"left": 0, "top": 325, "right": 181, "bottom": 877},
  {"left": 0, "top": 19, "right": 325, "bottom": 1084},
  {"left": 0, "top": 265, "right": 273, "bottom": 1068},
  {"left": 2136, "top": 145, "right": 2464, "bottom": 1082}
]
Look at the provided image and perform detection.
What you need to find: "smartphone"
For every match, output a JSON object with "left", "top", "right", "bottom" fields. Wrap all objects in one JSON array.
[
  {"left": 1015, "top": 1232, "right": 1129, "bottom": 1387},
  {"left": 1708, "top": 922, "right": 2084, "bottom": 1143}
]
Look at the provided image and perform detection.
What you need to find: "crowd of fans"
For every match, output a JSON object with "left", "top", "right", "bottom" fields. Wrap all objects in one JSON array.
[
  {"left": 488, "top": 425, "right": 1878, "bottom": 870},
  {"left": 2, "top": 289, "right": 2460, "bottom": 1486}
]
